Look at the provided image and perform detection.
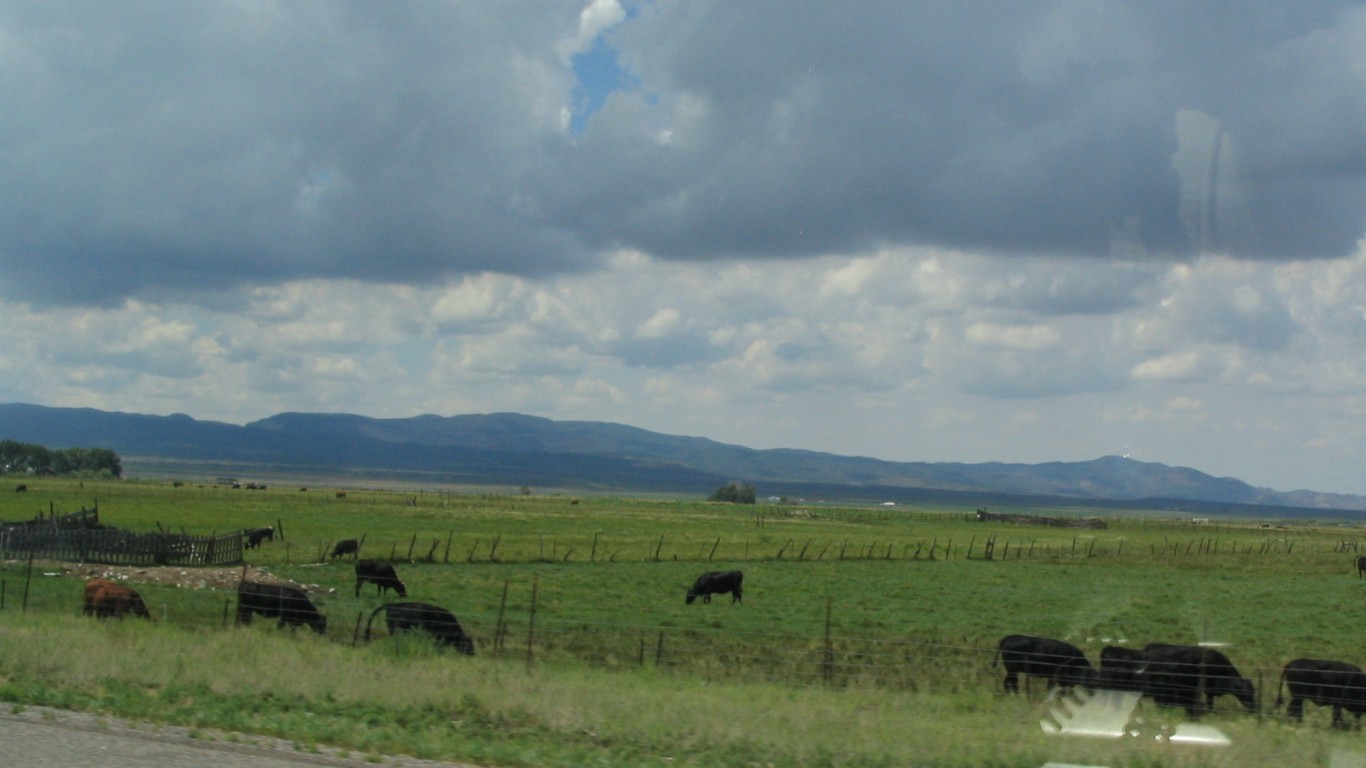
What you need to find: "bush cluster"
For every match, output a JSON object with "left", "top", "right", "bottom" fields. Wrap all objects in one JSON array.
[{"left": 0, "top": 439, "right": 122, "bottom": 478}]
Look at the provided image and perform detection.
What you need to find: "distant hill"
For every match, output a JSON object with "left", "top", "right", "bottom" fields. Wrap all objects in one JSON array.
[{"left": 1, "top": 402, "right": 1363, "bottom": 514}]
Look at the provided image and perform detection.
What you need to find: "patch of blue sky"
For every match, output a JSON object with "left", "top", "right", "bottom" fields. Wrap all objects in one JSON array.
[{"left": 568, "top": 36, "right": 637, "bottom": 135}]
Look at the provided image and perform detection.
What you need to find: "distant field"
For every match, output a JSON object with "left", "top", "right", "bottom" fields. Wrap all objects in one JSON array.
[{"left": 3, "top": 478, "right": 1366, "bottom": 767}]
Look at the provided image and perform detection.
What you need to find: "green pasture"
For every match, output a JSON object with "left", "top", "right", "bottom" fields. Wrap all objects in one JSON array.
[{"left": 3, "top": 478, "right": 1366, "bottom": 766}]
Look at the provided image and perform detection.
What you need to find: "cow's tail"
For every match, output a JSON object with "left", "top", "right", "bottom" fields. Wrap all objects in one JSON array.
[{"left": 364, "top": 604, "right": 389, "bottom": 642}]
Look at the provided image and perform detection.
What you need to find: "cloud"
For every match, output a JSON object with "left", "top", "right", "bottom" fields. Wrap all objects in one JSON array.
[
  {"left": 556, "top": 0, "right": 627, "bottom": 62},
  {"left": 2, "top": 3, "right": 1366, "bottom": 497},
  {"left": 2, "top": 3, "right": 1363, "bottom": 309}
]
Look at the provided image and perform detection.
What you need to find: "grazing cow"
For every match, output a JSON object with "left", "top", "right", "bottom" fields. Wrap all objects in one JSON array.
[
  {"left": 82, "top": 578, "right": 151, "bottom": 620},
  {"left": 365, "top": 602, "right": 474, "bottom": 654},
  {"left": 243, "top": 526, "right": 275, "bottom": 550},
  {"left": 235, "top": 580, "right": 327, "bottom": 634},
  {"left": 330, "top": 538, "right": 360, "bottom": 559},
  {"left": 1130, "top": 643, "right": 1257, "bottom": 716},
  {"left": 355, "top": 559, "right": 407, "bottom": 598},
  {"left": 1276, "top": 658, "right": 1366, "bottom": 728},
  {"left": 993, "top": 635, "right": 1097, "bottom": 694},
  {"left": 14, "top": 483, "right": 27, "bottom": 492},
  {"left": 1356, "top": 555, "right": 1366, "bottom": 580},
  {"left": 1098, "top": 645, "right": 1146, "bottom": 691},
  {"left": 686, "top": 570, "right": 744, "bottom": 604}
]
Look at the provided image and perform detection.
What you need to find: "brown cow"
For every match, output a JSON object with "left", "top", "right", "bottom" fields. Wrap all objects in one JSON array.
[{"left": 83, "top": 578, "right": 152, "bottom": 620}]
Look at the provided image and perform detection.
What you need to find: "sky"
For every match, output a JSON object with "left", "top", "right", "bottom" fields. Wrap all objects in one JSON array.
[{"left": 1, "top": 2, "right": 1365, "bottom": 495}]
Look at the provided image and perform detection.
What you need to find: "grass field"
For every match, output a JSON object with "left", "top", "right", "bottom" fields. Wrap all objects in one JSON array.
[{"left": 2, "top": 477, "right": 1366, "bottom": 766}]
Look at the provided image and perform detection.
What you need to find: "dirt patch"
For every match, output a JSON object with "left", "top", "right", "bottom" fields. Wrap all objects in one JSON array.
[{"left": 44, "top": 563, "right": 336, "bottom": 594}]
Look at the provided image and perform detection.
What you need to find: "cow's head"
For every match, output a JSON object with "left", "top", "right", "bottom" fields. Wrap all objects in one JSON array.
[{"left": 1232, "top": 677, "right": 1257, "bottom": 711}]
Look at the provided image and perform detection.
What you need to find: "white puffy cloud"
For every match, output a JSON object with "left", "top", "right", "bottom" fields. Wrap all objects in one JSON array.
[{"left": 1, "top": 3, "right": 1365, "bottom": 496}]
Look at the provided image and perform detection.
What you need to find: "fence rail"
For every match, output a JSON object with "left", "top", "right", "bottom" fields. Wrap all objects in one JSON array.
[{"left": 0, "top": 527, "right": 243, "bottom": 566}]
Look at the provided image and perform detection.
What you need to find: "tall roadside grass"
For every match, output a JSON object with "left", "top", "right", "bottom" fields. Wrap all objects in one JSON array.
[{"left": 0, "top": 612, "right": 1355, "bottom": 767}]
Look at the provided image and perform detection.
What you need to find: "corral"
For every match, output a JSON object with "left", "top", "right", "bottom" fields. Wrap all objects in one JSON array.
[{"left": 0, "top": 505, "right": 243, "bottom": 566}]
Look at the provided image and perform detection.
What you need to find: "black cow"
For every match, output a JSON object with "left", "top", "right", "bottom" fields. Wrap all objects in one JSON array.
[
  {"left": 355, "top": 559, "right": 407, "bottom": 598},
  {"left": 1277, "top": 658, "right": 1366, "bottom": 728},
  {"left": 993, "top": 635, "right": 1096, "bottom": 694},
  {"left": 14, "top": 483, "right": 27, "bottom": 493},
  {"left": 365, "top": 602, "right": 474, "bottom": 654},
  {"left": 235, "top": 580, "right": 327, "bottom": 634},
  {"left": 244, "top": 526, "right": 275, "bottom": 550},
  {"left": 330, "top": 538, "right": 360, "bottom": 559},
  {"left": 686, "top": 570, "right": 743, "bottom": 604},
  {"left": 1130, "top": 643, "right": 1257, "bottom": 716},
  {"left": 1356, "top": 555, "right": 1366, "bottom": 580},
  {"left": 1098, "top": 645, "right": 1146, "bottom": 691}
]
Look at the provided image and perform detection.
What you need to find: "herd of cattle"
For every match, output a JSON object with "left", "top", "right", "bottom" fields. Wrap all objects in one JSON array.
[
  {"left": 80, "top": 545, "right": 477, "bottom": 655},
  {"left": 80, "top": 560, "right": 742, "bottom": 658},
  {"left": 996, "top": 634, "right": 1366, "bottom": 728},
  {"left": 76, "top": 532, "right": 1366, "bottom": 730}
]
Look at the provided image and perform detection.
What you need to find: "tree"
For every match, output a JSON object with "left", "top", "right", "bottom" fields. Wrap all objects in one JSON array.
[
  {"left": 708, "top": 481, "right": 756, "bottom": 504},
  {"left": 0, "top": 439, "right": 121, "bottom": 478}
]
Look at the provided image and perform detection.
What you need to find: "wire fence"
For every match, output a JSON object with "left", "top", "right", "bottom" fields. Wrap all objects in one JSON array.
[
  {"left": 263, "top": 530, "right": 1346, "bottom": 566},
  {"left": 0, "top": 561, "right": 1345, "bottom": 729}
]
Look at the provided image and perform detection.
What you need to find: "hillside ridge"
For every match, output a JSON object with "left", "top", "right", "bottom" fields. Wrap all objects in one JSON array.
[{"left": 1, "top": 402, "right": 1361, "bottom": 513}]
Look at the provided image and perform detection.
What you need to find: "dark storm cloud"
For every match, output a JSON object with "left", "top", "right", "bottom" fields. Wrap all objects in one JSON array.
[
  {"left": 1, "top": 2, "right": 1363, "bottom": 307},
  {"left": 580, "top": 1, "right": 1366, "bottom": 261},
  {"left": 0, "top": 1, "right": 591, "bottom": 305}
]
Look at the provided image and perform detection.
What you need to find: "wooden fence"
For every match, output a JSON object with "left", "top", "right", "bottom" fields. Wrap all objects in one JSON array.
[{"left": 0, "top": 527, "right": 243, "bottom": 566}]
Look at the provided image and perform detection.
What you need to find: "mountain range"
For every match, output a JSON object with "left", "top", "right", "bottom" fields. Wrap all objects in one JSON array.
[{"left": 1, "top": 402, "right": 1363, "bottom": 515}]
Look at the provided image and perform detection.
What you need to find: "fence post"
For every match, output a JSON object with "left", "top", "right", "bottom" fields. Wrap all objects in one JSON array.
[
  {"left": 526, "top": 574, "right": 539, "bottom": 672},
  {"left": 494, "top": 579, "right": 510, "bottom": 654},
  {"left": 22, "top": 551, "right": 33, "bottom": 613},
  {"left": 822, "top": 596, "right": 834, "bottom": 685},
  {"left": 444, "top": 530, "right": 454, "bottom": 563}
]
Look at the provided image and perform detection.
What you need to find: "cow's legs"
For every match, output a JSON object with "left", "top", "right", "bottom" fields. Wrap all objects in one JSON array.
[{"left": 1002, "top": 670, "right": 1019, "bottom": 694}]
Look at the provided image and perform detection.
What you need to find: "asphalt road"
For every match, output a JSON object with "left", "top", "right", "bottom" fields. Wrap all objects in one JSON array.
[{"left": 0, "top": 705, "right": 479, "bottom": 768}]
